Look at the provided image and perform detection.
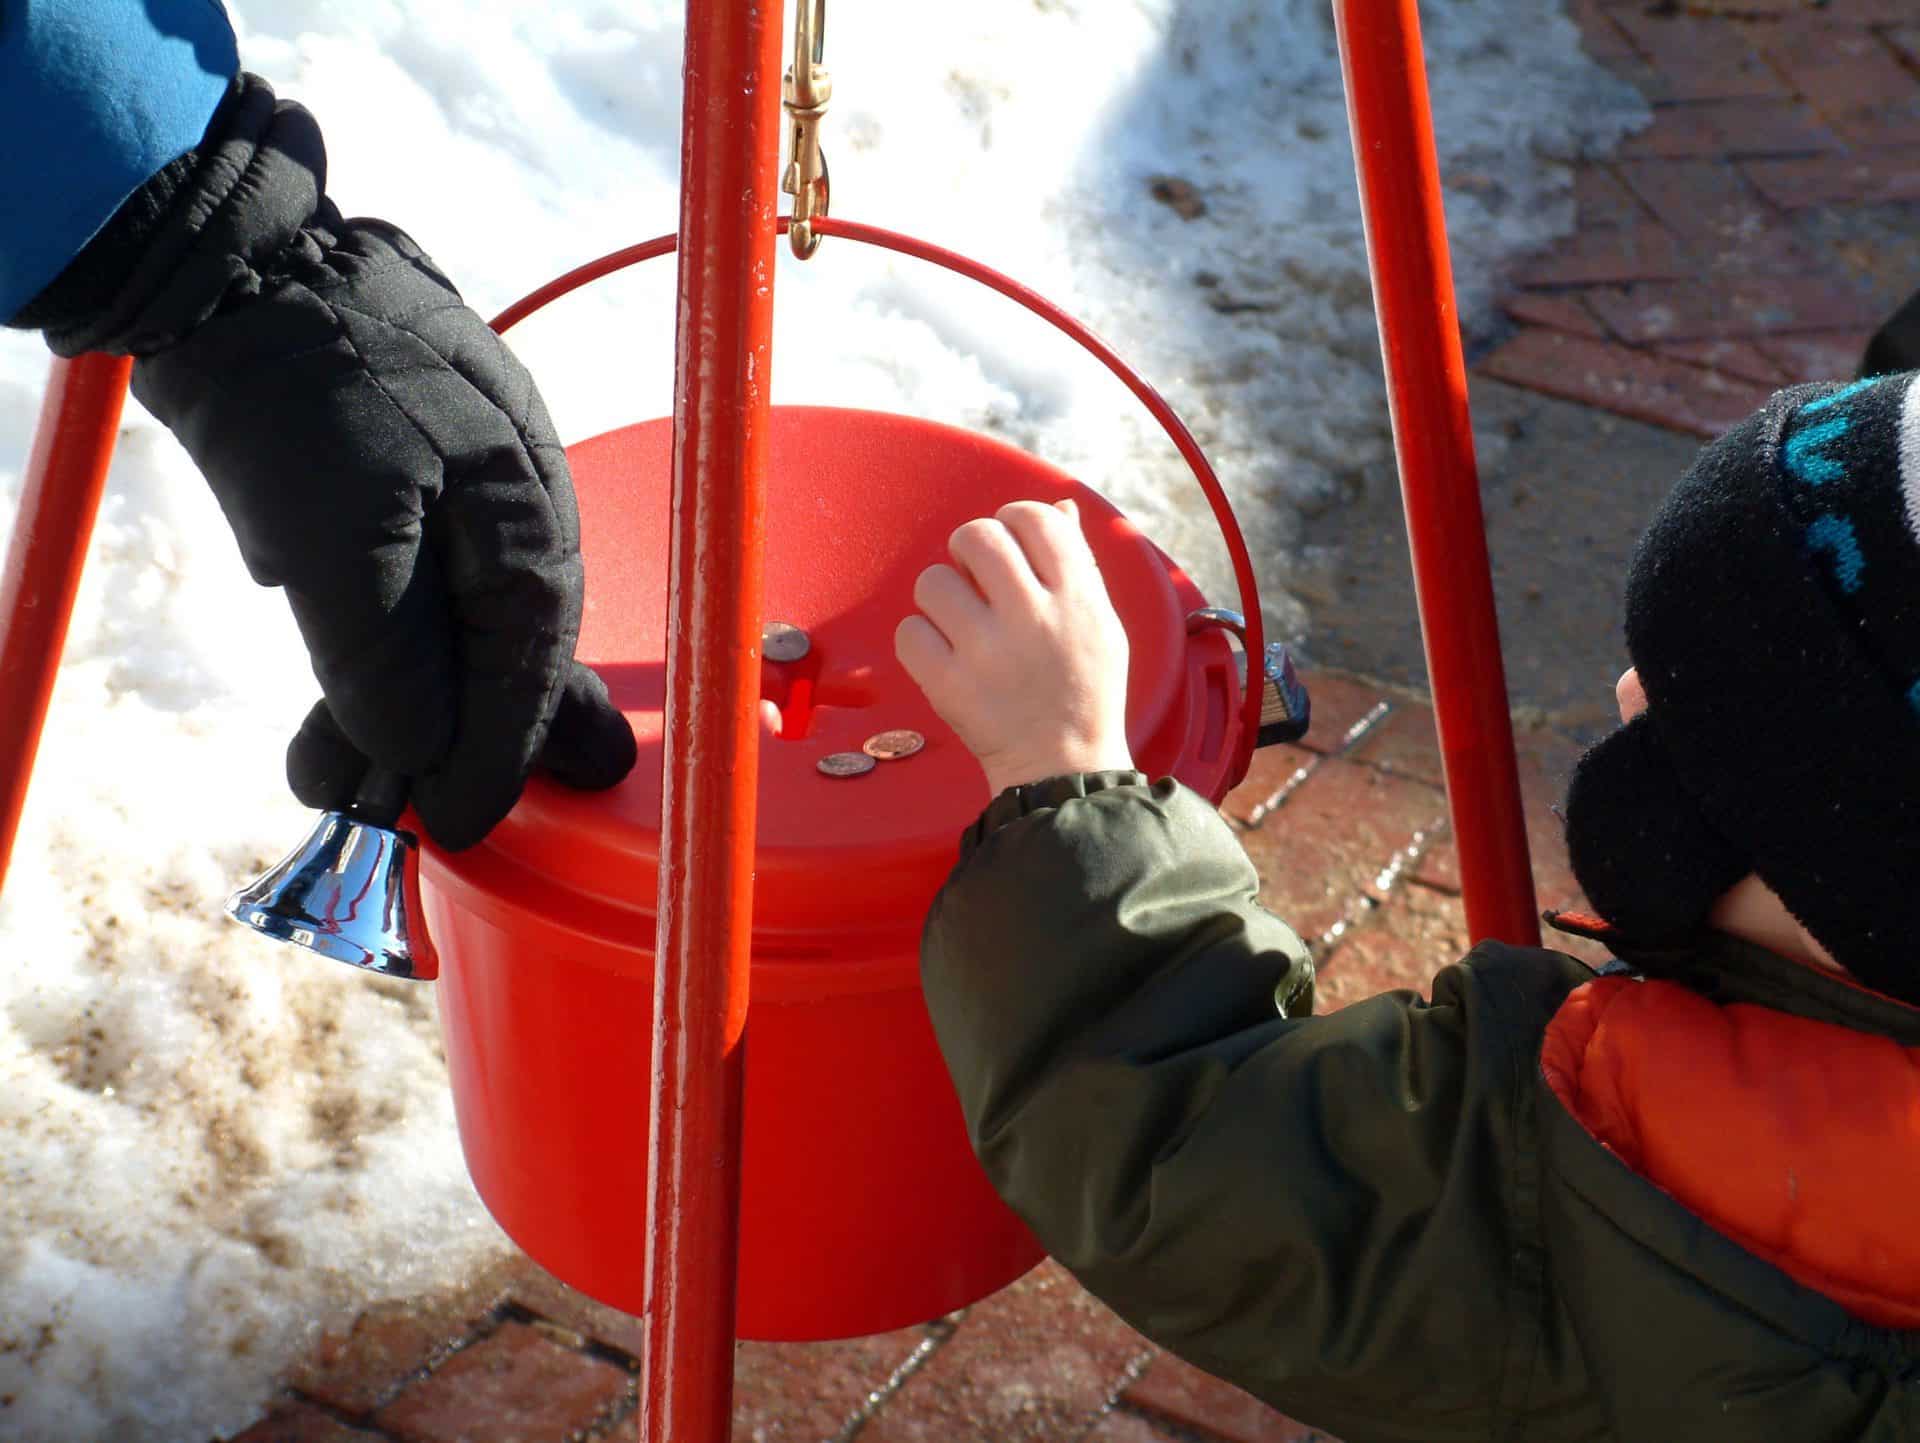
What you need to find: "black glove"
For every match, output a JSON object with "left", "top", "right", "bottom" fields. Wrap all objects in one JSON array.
[{"left": 13, "top": 75, "right": 636, "bottom": 849}]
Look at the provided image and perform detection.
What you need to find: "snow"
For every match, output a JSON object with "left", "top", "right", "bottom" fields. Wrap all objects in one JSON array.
[{"left": 0, "top": 2, "right": 1646, "bottom": 1438}]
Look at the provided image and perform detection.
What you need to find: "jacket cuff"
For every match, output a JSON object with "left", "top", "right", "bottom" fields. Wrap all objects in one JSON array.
[
  {"left": 36, "top": 73, "right": 329, "bottom": 358},
  {"left": 9, "top": 74, "right": 244, "bottom": 336},
  {"left": 961, "top": 769, "right": 1153, "bottom": 860}
]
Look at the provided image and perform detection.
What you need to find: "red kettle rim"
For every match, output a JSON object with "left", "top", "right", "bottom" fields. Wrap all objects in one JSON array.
[{"left": 488, "top": 213, "right": 1267, "bottom": 792}]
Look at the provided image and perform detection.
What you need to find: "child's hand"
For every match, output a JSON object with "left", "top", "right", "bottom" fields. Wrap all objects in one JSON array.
[{"left": 896, "top": 498, "right": 1134, "bottom": 796}]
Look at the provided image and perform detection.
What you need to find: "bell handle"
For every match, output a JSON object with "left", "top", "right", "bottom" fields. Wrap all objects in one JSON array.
[{"left": 344, "top": 764, "right": 410, "bottom": 831}]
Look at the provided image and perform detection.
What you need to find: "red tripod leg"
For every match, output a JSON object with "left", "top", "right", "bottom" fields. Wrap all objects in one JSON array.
[
  {"left": 634, "top": 0, "right": 782, "bottom": 1435},
  {"left": 0, "top": 353, "right": 132, "bottom": 896},
  {"left": 1332, "top": 0, "right": 1540, "bottom": 947}
]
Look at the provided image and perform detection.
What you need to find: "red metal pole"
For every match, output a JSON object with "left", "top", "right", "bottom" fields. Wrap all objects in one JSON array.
[
  {"left": 1331, "top": 0, "right": 1539, "bottom": 948},
  {"left": 0, "top": 353, "right": 131, "bottom": 895},
  {"left": 638, "top": 0, "right": 781, "bottom": 1433}
]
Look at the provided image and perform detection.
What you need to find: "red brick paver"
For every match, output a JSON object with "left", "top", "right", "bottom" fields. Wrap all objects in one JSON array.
[
  {"left": 721, "top": 1331, "right": 932, "bottom": 1443},
  {"left": 1485, "top": 0, "right": 1920, "bottom": 434},
  {"left": 291, "top": 1301, "right": 473, "bottom": 1417},
  {"left": 1752, "top": 18, "right": 1920, "bottom": 143},
  {"left": 1613, "top": 158, "right": 1809, "bottom": 271},
  {"left": 1815, "top": 0, "right": 1920, "bottom": 24},
  {"left": 490, "top": 1266, "right": 651, "bottom": 1363},
  {"left": 1502, "top": 290, "right": 1608, "bottom": 339},
  {"left": 1408, "top": 721, "right": 1585, "bottom": 907},
  {"left": 1574, "top": 165, "right": 1651, "bottom": 230},
  {"left": 1653, "top": 338, "right": 1787, "bottom": 385},
  {"left": 1605, "top": 7, "right": 1782, "bottom": 102},
  {"left": 1754, "top": 328, "right": 1878, "bottom": 383},
  {"left": 1233, "top": 756, "right": 1449, "bottom": 947},
  {"left": 1617, "top": 103, "right": 1722, "bottom": 161},
  {"left": 1479, "top": 328, "right": 1777, "bottom": 437},
  {"left": 374, "top": 1322, "right": 628, "bottom": 1443},
  {"left": 1294, "top": 671, "right": 1395, "bottom": 756},
  {"left": 226, "top": 1405, "right": 389, "bottom": 1443},
  {"left": 1085, "top": 1413, "right": 1193, "bottom": 1443},
  {"left": 1318, "top": 893, "right": 1465, "bottom": 1009},
  {"left": 1515, "top": 217, "right": 1692, "bottom": 287},
  {"left": 1221, "top": 741, "right": 1317, "bottom": 825},
  {"left": 1581, "top": 273, "right": 1876, "bottom": 344},
  {"left": 1620, "top": 98, "right": 1841, "bottom": 160},
  {"left": 1344, "top": 703, "right": 1447, "bottom": 787},
  {"left": 856, "top": 1263, "right": 1150, "bottom": 1443},
  {"left": 1126, "top": 1353, "right": 1321, "bottom": 1443},
  {"left": 1565, "top": 0, "right": 1636, "bottom": 61},
  {"left": 1741, "top": 150, "right": 1920, "bottom": 209}
]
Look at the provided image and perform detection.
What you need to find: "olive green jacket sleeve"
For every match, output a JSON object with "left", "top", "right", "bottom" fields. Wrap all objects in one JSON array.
[{"left": 920, "top": 773, "right": 1603, "bottom": 1443}]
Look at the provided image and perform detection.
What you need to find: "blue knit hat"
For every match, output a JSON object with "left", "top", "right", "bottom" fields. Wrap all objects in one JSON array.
[{"left": 1563, "top": 372, "right": 1920, "bottom": 1006}]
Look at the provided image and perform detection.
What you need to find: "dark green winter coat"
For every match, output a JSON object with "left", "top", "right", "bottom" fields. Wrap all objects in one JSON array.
[{"left": 919, "top": 773, "right": 1920, "bottom": 1442}]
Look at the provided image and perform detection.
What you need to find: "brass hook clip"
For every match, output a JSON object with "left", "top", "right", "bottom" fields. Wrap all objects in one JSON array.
[{"left": 782, "top": 0, "right": 831, "bottom": 259}]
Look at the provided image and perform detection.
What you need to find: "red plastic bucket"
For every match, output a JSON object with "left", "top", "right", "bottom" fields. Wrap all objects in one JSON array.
[{"left": 419, "top": 405, "right": 1246, "bottom": 1340}]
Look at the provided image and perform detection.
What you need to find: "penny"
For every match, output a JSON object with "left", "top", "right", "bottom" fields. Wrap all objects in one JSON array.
[
  {"left": 862, "top": 729, "right": 926, "bottom": 761},
  {"left": 762, "top": 622, "right": 811, "bottom": 663},
  {"left": 817, "top": 751, "right": 876, "bottom": 778}
]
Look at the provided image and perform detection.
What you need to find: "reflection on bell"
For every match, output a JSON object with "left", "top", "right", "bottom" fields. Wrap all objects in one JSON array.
[{"left": 225, "top": 769, "right": 438, "bottom": 981}]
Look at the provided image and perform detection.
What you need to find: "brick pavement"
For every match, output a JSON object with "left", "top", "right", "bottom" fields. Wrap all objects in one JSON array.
[
  {"left": 219, "top": 1, "right": 1920, "bottom": 1437},
  {"left": 1483, "top": 0, "right": 1920, "bottom": 434}
]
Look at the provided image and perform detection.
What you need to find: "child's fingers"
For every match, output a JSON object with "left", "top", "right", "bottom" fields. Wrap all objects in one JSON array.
[
  {"left": 894, "top": 613, "right": 953, "bottom": 691},
  {"left": 912, "top": 562, "right": 992, "bottom": 642},
  {"left": 948, "top": 518, "right": 1043, "bottom": 611},
  {"left": 997, "top": 499, "right": 1087, "bottom": 589}
]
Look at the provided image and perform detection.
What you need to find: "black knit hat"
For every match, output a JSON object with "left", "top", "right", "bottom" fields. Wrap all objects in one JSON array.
[{"left": 1563, "top": 372, "right": 1920, "bottom": 1007}]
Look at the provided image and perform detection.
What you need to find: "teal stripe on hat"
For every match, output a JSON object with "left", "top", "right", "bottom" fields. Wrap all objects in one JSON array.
[
  {"left": 1806, "top": 512, "right": 1867, "bottom": 593},
  {"left": 1802, "top": 377, "right": 1881, "bottom": 414},
  {"left": 1785, "top": 416, "right": 1850, "bottom": 486}
]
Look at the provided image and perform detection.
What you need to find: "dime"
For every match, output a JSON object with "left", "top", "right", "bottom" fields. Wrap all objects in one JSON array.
[
  {"left": 762, "top": 622, "right": 811, "bottom": 663},
  {"left": 817, "top": 751, "right": 876, "bottom": 778},
  {"left": 862, "top": 729, "right": 926, "bottom": 761}
]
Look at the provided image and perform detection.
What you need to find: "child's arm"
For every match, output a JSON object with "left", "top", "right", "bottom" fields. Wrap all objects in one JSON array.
[{"left": 899, "top": 505, "right": 1595, "bottom": 1437}]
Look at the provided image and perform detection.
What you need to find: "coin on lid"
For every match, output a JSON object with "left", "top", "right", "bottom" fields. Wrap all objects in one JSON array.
[
  {"left": 762, "top": 622, "right": 811, "bottom": 663},
  {"left": 862, "top": 730, "right": 926, "bottom": 761},
  {"left": 817, "top": 751, "right": 877, "bottom": 778}
]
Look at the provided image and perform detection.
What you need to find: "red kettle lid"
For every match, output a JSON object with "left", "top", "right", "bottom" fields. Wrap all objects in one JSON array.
[{"left": 462, "top": 406, "right": 1204, "bottom": 957}]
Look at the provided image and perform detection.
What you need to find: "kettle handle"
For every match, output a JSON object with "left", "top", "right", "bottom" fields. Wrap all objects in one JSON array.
[{"left": 489, "top": 214, "right": 1273, "bottom": 790}]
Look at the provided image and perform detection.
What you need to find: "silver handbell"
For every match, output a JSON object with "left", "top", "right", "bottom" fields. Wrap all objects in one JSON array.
[
  {"left": 225, "top": 767, "right": 438, "bottom": 981},
  {"left": 1188, "top": 607, "right": 1312, "bottom": 747}
]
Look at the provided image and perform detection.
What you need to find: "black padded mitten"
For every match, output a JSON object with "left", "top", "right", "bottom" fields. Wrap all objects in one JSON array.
[{"left": 13, "top": 74, "right": 636, "bottom": 849}]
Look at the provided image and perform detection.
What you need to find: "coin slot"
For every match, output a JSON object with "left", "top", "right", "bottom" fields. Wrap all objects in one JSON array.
[
  {"left": 761, "top": 651, "right": 877, "bottom": 741},
  {"left": 782, "top": 675, "right": 818, "bottom": 741}
]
